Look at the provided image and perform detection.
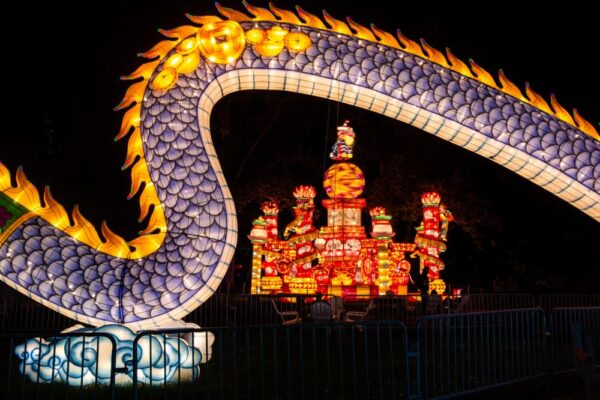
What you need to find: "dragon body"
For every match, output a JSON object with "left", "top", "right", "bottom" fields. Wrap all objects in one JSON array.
[{"left": 0, "top": 3, "right": 598, "bottom": 330}]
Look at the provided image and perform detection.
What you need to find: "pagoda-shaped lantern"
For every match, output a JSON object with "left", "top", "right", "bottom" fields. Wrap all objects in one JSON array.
[
  {"left": 249, "top": 121, "right": 453, "bottom": 298},
  {"left": 414, "top": 192, "right": 454, "bottom": 294},
  {"left": 261, "top": 201, "right": 279, "bottom": 240},
  {"left": 370, "top": 207, "right": 394, "bottom": 239}
]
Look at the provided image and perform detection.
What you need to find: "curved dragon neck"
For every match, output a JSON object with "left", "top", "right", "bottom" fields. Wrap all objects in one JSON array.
[{"left": 0, "top": 3, "right": 598, "bottom": 330}]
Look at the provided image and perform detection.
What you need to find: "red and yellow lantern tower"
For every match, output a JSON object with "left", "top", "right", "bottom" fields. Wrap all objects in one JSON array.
[
  {"left": 413, "top": 193, "right": 454, "bottom": 294},
  {"left": 249, "top": 121, "right": 452, "bottom": 298}
]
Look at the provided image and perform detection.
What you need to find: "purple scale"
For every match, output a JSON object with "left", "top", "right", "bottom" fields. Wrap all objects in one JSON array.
[
  {"left": 470, "top": 100, "right": 485, "bottom": 117},
  {"left": 508, "top": 129, "right": 524, "bottom": 147}
]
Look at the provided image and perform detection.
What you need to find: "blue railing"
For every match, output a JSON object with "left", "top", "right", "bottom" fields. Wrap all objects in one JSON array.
[
  {"left": 549, "top": 307, "right": 600, "bottom": 371},
  {"left": 416, "top": 308, "right": 547, "bottom": 399}
]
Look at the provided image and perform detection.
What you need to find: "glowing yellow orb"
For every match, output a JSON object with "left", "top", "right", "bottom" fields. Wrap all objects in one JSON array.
[
  {"left": 267, "top": 26, "right": 288, "bottom": 41},
  {"left": 245, "top": 28, "right": 266, "bottom": 45},
  {"left": 165, "top": 54, "right": 183, "bottom": 69},
  {"left": 177, "top": 37, "right": 198, "bottom": 55},
  {"left": 323, "top": 163, "right": 365, "bottom": 199},
  {"left": 283, "top": 32, "right": 311, "bottom": 52},
  {"left": 176, "top": 51, "right": 200, "bottom": 74},
  {"left": 254, "top": 40, "right": 285, "bottom": 57},
  {"left": 151, "top": 67, "right": 178, "bottom": 91}
]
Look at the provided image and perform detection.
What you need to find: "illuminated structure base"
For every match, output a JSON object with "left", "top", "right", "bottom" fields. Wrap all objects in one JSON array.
[{"left": 15, "top": 324, "right": 214, "bottom": 386}]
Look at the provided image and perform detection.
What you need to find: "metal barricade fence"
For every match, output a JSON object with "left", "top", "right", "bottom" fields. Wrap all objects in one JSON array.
[
  {"left": 0, "top": 331, "right": 117, "bottom": 400},
  {"left": 540, "top": 294, "right": 600, "bottom": 313},
  {"left": 132, "top": 321, "right": 411, "bottom": 400},
  {"left": 416, "top": 308, "right": 547, "bottom": 399},
  {"left": 6, "top": 292, "right": 600, "bottom": 331},
  {"left": 446, "top": 293, "right": 536, "bottom": 313},
  {"left": 183, "top": 294, "right": 314, "bottom": 327},
  {"left": 549, "top": 307, "right": 600, "bottom": 372}
]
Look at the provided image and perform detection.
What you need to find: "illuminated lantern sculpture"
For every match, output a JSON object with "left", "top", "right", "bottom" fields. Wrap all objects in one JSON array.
[
  {"left": 329, "top": 120, "right": 356, "bottom": 161},
  {"left": 283, "top": 186, "right": 319, "bottom": 293},
  {"left": 413, "top": 193, "right": 454, "bottom": 293},
  {"left": 250, "top": 122, "right": 447, "bottom": 298}
]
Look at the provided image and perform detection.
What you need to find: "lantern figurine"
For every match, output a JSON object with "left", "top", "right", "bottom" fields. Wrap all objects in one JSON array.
[
  {"left": 412, "top": 193, "right": 454, "bottom": 294},
  {"left": 329, "top": 120, "right": 356, "bottom": 161}
]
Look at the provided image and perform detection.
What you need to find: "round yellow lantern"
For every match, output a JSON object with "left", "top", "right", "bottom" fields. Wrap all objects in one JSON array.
[
  {"left": 245, "top": 28, "right": 267, "bottom": 45},
  {"left": 152, "top": 67, "right": 178, "bottom": 91},
  {"left": 283, "top": 32, "right": 311, "bottom": 52},
  {"left": 254, "top": 40, "right": 285, "bottom": 57},
  {"left": 323, "top": 163, "right": 365, "bottom": 199}
]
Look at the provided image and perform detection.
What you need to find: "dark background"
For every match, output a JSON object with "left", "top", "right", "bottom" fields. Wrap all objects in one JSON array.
[{"left": 2, "top": 1, "right": 599, "bottom": 292}]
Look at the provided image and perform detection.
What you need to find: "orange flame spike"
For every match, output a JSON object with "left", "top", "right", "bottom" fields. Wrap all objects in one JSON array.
[
  {"left": 498, "top": 70, "right": 526, "bottom": 101},
  {"left": 185, "top": 14, "right": 223, "bottom": 25},
  {"left": 129, "top": 230, "right": 165, "bottom": 259},
  {"left": 395, "top": 30, "right": 425, "bottom": 58},
  {"left": 445, "top": 48, "right": 473, "bottom": 78},
  {"left": 139, "top": 204, "right": 167, "bottom": 235},
  {"left": 346, "top": 17, "right": 376, "bottom": 41},
  {"left": 98, "top": 221, "right": 130, "bottom": 258},
  {"left": 159, "top": 25, "right": 199, "bottom": 40},
  {"left": 139, "top": 40, "right": 178, "bottom": 60},
  {"left": 128, "top": 160, "right": 151, "bottom": 199},
  {"left": 114, "top": 81, "right": 147, "bottom": 111},
  {"left": 468, "top": 59, "right": 499, "bottom": 89},
  {"left": 215, "top": 2, "right": 251, "bottom": 21},
  {"left": 420, "top": 39, "right": 449, "bottom": 68},
  {"left": 138, "top": 182, "right": 158, "bottom": 222},
  {"left": 322, "top": 10, "right": 352, "bottom": 35},
  {"left": 243, "top": 1, "right": 276, "bottom": 20},
  {"left": 115, "top": 104, "right": 141, "bottom": 141},
  {"left": 37, "top": 187, "right": 70, "bottom": 230},
  {"left": 524, "top": 83, "right": 553, "bottom": 115},
  {"left": 4, "top": 167, "right": 41, "bottom": 211},
  {"left": 573, "top": 109, "right": 600, "bottom": 140},
  {"left": 65, "top": 206, "right": 102, "bottom": 247},
  {"left": 269, "top": 3, "right": 302, "bottom": 24},
  {"left": 122, "top": 127, "right": 143, "bottom": 170},
  {"left": 121, "top": 60, "right": 161, "bottom": 81},
  {"left": 295, "top": 6, "right": 325, "bottom": 29},
  {"left": 550, "top": 94, "right": 576, "bottom": 126},
  {"left": 0, "top": 162, "right": 10, "bottom": 191},
  {"left": 370, "top": 24, "right": 401, "bottom": 49}
]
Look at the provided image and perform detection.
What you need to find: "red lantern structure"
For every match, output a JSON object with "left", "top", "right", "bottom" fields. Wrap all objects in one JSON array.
[{"left": 249, "top": 122, "right": 452, "bottom": 297}]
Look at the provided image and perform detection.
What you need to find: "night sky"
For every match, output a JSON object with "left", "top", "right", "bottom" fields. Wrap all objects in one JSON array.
[{"left": 2, "top": 1, "right": 599, "bottom": 292}]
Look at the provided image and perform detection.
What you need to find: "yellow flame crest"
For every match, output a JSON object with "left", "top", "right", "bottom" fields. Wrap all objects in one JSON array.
[{"left": 203, "top": 2, "right": 596, "bottom": 139}]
